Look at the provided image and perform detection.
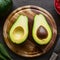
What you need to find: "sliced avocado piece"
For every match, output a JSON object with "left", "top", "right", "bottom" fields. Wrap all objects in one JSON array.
[
  {"left": 9, "top": 15, "right": 28, "bottom": 44},
  {"left": 32, "top": 14, "right": 52, "bottom": 45}
]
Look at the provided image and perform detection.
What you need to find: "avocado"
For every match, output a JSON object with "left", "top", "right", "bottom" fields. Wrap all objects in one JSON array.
[
  {"left": 0, "top": 0, "right": 13, "bottom": 16},
  {"left": 32, "top": 14, "right": 52, "bottom": 45},
  {"left": 9, "top": 15, "right": 28, "bottom": 44}
]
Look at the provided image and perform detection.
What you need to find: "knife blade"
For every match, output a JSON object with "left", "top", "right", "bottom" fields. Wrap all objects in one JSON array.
[{"left": 49, "top": 35, "right": 60, "bottom": 60}]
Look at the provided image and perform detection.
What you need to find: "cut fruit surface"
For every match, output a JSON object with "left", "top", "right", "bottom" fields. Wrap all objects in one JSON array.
[
  {"left": 9, "top": 15, "right": 28, "bottom": 44},
  {"left": 32, "top": 14, "right": 52, "bottom": 45}
]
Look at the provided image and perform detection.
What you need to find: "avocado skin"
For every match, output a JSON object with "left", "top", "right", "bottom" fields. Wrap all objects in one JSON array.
[
  {"left": 9, "top": 15, "right": 28, "bottom": 44},
  {"left": 32, "top": 14, "right": 52, "bottom": 45},
  {"left": 0, "top": 0, "right": 13, "bottom": 16}
]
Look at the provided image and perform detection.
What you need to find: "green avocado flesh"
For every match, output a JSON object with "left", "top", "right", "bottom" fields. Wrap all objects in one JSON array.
[
  {"left": 32, "top": 14, "right": 52, "bottom": 45},
  {"left": 9, "top": 15, "right": 28, "bottom": 44}
]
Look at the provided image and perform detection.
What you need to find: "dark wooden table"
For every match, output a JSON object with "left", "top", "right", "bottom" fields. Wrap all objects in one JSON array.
[{"left": 0, "top": 0, "right": 60, "bottom": 60}]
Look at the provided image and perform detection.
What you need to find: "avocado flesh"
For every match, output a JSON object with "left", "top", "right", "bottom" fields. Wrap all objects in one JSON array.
[
  {"left": 9, "top": 15, "right": 28, "bottom": 44},
  {"left": 32, "top": 14, "right": 52, "bottom": 45}
]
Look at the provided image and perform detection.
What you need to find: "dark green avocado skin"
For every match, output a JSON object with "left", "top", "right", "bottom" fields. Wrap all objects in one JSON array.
[{"left": 0, "top": 0, "right": 13, "bottom": 16}]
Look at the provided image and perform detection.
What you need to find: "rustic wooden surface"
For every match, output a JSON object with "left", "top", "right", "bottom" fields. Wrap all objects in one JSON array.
[
  {"left": 0, "top": 0, "right": 60, "bottom": 60},
  {"left": 3, "top": 5, "right": 57, "bottom": 57}
]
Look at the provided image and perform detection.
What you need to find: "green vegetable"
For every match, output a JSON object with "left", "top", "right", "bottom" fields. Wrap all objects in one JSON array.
[
  {"left": 9, "top": 15, "right": 28, "bottom": 44},
  {"left": 0, "top": 53, "right": 6, "bottom": 60},
  {"left": 32, "top": 14, "right": 52, "bottom": 45},
  {"left": 0, "top": 0, "right": 13, "bottom": 16},
  {"left": 0, "top": 42, "right": 13, "bottom": 60}
]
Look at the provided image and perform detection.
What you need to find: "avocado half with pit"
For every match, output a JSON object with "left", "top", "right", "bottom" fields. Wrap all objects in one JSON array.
[
  {"left": 9, "top": 15, "right": 28, "bottom": 44},
  {"left": 32, "top": 14, "right": 52, "bottom": 45}
]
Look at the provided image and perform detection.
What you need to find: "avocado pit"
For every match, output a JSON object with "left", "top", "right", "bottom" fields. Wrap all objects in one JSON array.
[{"left": 37, "top": 26, "right": 48, "bottom": 39}]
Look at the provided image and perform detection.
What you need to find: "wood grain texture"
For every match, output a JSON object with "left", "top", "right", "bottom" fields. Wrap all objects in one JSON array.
[{"left": 3, "top": 5, "right": 57, "bottom": 57}]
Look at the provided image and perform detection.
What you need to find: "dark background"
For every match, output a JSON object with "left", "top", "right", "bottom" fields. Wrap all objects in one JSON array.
[{"left": 0, "top": 0, "right": 60, "bottom": 60}]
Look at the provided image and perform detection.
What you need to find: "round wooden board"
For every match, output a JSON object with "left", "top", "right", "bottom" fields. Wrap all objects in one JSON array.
[{"left": 3, "top": 5, "right": 57, "bottom": 57}]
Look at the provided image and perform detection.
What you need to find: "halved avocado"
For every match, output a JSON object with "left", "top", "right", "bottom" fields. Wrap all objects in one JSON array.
[
  {"left": 9, "top": 15, "right": 28, "bottom": 44},
  {"left": 32, "top": 14, "right": 52, "bottom": 45}
]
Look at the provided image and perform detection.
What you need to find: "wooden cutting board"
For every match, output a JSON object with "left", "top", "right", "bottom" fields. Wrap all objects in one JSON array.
[{"left": 3, "top": 5, "right": 57, "bottom": 57}]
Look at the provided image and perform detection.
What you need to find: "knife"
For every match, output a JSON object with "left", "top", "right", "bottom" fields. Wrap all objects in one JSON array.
[{"left": 49, "top": 35, "right": 60, "bottom": 60}]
